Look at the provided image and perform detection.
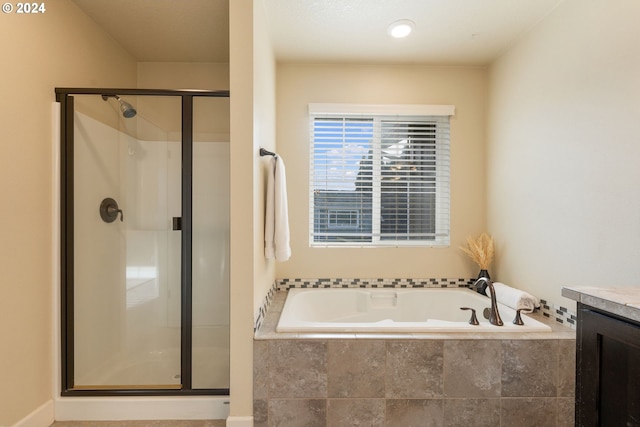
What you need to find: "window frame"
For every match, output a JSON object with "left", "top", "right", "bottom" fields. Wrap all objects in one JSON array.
[{"left": 308, "top": 103, "right": 454, "bottom": 248}]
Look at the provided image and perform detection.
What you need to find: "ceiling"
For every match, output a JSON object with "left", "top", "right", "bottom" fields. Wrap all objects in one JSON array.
[{"left": 72, "top": 0, "right": 563, "bottom": 65}]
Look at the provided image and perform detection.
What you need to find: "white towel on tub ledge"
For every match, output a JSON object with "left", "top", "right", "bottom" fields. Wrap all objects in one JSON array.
[
  {"left": 265, "top": 155, "right": 291, "bottom": 261},
  {"left": 492, "top": 282, "right": 540, "bottom": 313}
]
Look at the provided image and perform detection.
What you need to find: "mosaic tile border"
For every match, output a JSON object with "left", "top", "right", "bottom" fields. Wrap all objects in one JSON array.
[
  {"left": 254, "top": 278, "right": 577, "bottom": 331},
  {"left": 540, "top": 298, "right": 577, "bottom": 329},
  {"left": 254, "top": 281, "right": 278, "bottom": 333},
  {"left": 277, "top": 277, "right": 475, "bottom": 290}
]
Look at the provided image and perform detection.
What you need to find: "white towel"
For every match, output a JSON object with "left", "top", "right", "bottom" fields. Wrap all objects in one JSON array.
[
  {"left": 492, "top": 282, "right": 540, "bottom": 313},
  {"left": 265, "top": 155, "right": 291, "bottom": 261}
]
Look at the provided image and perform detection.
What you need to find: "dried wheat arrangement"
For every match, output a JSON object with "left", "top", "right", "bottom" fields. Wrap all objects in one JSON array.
[{"left": 460, "top": 232, "right": 494, "bottom": 270}]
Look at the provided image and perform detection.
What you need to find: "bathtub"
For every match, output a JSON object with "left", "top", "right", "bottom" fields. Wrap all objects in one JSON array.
[{"left": 277, "top": 287, "right": 552, "bottom": 333}]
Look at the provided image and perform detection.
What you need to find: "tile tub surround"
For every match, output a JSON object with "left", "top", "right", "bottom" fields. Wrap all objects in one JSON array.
[{"left": 254, "top": 292, "right": 576, "bottom": 427}]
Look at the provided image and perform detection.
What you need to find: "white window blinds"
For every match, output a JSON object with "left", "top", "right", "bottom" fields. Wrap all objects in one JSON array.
[{"left": 309, "top": 104, "right": 453, "bottom": 247}]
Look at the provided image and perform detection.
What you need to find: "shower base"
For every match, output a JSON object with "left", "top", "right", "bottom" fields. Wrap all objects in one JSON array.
[
  {"left": 74, "top": 346, "right": 229, "bottom": 389},
  {"left": 54, "top": 396, "right": 229, "bottom": 421}
]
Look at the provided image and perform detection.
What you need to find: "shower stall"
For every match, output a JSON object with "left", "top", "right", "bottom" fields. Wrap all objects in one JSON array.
[{"left": 55, "top": 88, "right": 230, "bottom": 396}]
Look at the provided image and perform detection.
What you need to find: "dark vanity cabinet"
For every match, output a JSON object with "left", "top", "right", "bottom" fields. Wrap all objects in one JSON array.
[{"left": 576, "top": 303, "right": 640, "bottom": 426}]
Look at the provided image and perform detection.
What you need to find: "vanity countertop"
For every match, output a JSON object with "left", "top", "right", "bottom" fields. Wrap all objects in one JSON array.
[{"left": 562, "top": 286, "right": 640, "bottom": 324}]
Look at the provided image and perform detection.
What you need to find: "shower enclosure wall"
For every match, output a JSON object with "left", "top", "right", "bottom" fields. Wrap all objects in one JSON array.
[{"left": 56, "top": 89, "right": 230, "bottom": 396}]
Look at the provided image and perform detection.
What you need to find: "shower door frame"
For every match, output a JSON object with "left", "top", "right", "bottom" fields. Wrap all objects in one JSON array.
[{"left": 55, "top": 88, "right": 230, "bottom": 397}]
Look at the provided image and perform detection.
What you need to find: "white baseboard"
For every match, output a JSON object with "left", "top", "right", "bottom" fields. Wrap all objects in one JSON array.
[
  {"left": 11, "top": 400, "right": 54, "bottom": 427},
  {"left": 226, "top": 415, "right": 254, "bottom": 427}
]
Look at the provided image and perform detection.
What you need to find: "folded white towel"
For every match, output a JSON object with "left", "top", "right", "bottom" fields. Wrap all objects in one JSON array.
[
  {"left": 265, "top": 155, "right": 291, "bottom": 262},
  {"left": 491, "top": 282, "right": 540, "bottom": 313}
]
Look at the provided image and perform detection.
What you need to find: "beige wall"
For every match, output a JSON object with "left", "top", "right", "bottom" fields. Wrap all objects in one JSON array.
[
  {"left": 138, "top": 62, "right": 230, "bottom": 90},
  {"left": 227, "top": 1, "right": 278, "bottom": 420},
  {"left": 253, "top": 0, "right": 277, "bottom": 315},
  {"left": 228, "top": 1, "right": 277, "bottom": 420},
  {"left": 276, "top": 63, "right": 488, "bottom": 280},
  {"left": 487, "top": 0, "right": 640, "bottom": 310},
  {"left": 228, "top": 0, "right": 255, "bottom": 420},
  {"left": 0, "top": 0, "right": 137, "bottom": 425}
]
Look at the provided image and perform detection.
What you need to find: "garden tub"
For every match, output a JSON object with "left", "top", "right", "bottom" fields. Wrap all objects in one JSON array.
[{"left": 277, "top": 287, "right": 551, "bottom": 333}]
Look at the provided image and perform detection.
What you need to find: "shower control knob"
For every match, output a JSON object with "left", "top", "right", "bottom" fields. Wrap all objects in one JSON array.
[{"left": 100, "top": 197, "right": 124, "bottom": 223}]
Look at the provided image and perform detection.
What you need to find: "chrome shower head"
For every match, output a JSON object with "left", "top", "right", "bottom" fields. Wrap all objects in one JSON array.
[{"left": 102, "top": 94, "right": 137, "bottom": 118}]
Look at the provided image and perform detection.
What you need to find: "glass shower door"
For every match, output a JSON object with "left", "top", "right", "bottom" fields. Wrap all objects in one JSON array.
[
  {"left": 59, "top": 88, "right": 230, "bottom": 396},
  {"left": 191, "top": 96, "right": 230, "bottom": 389},
  {"left": 71, "top": 94, "right": 183, "bottom": 389}
]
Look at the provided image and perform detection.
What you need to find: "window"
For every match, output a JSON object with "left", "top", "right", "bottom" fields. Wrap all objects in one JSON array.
[{"left": 309, "top": 104, "right": 453, "bottom": 247}]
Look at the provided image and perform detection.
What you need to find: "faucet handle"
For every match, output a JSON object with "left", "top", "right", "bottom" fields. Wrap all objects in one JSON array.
[
  {"left": 100, "top": 197, "right": 124, "bottom": 223},
  {"left": 513, "top": 309, "right": 525, "bottom": 325},
  {"left": 460, "top": 307, "right": 479, "bottom": 325}
]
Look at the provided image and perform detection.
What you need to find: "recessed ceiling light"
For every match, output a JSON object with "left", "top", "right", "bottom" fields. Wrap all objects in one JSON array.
[{"left": 388, "top": 19, "right": 415, "bottom": 38}]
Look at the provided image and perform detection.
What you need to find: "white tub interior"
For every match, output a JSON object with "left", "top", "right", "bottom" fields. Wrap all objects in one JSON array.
[{"left": 277, "top": 287, "right": 552, "bottom": 333}]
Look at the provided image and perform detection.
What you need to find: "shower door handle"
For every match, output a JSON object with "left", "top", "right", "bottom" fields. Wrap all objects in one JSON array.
[{"left": 172, "top": 217, "right": 182, "bottom": 230}]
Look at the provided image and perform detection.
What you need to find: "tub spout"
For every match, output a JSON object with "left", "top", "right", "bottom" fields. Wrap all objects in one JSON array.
[{"left": 473, "top": 277, "right": 503, "bottom": 326}]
